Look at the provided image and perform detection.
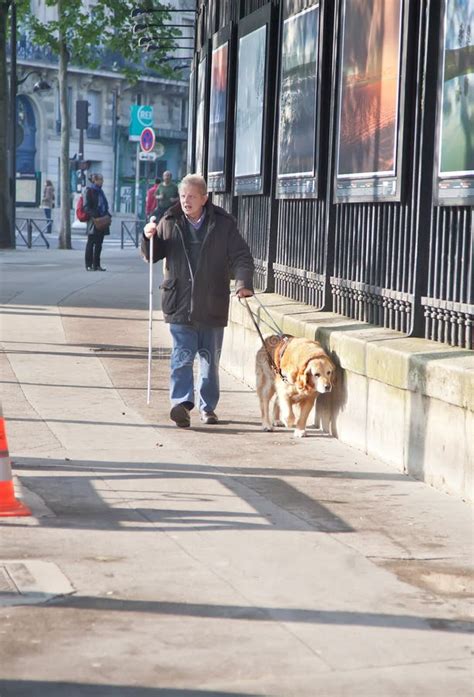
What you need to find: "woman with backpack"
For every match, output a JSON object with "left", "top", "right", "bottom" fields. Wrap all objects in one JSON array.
[{"left": 84, "top": 173, "right": 112, "bottom": 271}]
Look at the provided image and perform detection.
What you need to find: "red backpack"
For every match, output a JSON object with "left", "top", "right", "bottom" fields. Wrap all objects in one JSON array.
[{"left": 76, "top": 189, "right": 90, "bottom": 222}]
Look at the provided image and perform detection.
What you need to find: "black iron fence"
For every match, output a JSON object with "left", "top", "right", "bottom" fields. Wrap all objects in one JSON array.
[
  {"left": 192, "top": 0, "right": 473, "bottom": 349},
  {"left": 15, "top": 218, "right": 50, "bottom": 249},
  {"left": 120, "top": 220, "right": 145, "bottom": 249}
]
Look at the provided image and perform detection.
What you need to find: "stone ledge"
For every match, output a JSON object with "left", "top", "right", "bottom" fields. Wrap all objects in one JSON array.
[{"left": 229, "top": 294, "right": 473, "bottom": 412}]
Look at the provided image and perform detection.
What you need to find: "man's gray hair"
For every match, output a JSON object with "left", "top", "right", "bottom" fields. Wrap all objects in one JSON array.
[{"left": 179, "top": 174, "right": 208, "bottom": 195}]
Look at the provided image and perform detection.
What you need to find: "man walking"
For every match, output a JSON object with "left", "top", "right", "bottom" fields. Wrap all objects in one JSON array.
[
  {"left": 141, "top": 174, "right": 254, "bottom": 428},
  {"left": 154, "top": 170, "right": 179, "bottom": 222},
  {"left": 145, "top": 177, "right": 161, "bottom": 218}
]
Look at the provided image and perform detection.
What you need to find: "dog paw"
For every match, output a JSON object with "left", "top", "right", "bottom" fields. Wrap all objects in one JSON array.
[{"left": 293, "top": 428, "right": 306, "bottom": 438}]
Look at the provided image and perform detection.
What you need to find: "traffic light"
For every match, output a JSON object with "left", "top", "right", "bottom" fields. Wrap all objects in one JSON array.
[{"left": 76, "top": 100, "right": 90, "bottom": 130}]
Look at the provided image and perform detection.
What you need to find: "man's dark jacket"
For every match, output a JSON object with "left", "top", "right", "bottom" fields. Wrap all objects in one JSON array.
[{"left": 141, "top": 201, "right": 254, "bottom": 327}]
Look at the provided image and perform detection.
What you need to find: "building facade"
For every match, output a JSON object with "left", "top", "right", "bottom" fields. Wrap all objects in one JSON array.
[{"left": 15, "top": 0, "right": 194, "bottom": 219}]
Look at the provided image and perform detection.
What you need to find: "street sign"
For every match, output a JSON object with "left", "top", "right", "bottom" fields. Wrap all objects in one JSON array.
[
  {"left": 139, "top": 151, "right": 158, "bottom": 161},
  {"left": 129, "top": 105, "right": 153, "bottom": 141},
  {"left": 140, "top": 127, "right": 156, "bottom": 153}
]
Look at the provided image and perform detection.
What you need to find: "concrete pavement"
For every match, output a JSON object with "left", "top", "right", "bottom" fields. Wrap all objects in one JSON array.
[{"left": 0, "top": 240, "right": 473, "bottom": 696}]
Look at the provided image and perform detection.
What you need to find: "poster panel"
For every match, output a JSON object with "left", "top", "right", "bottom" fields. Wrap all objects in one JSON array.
[
  {"left": 277, "top": 5, "right": 319, "bottom": 178},
  {"left": 208, "top": 42, "right": 229, "bottom": 176},
  {"left": 335, "top": 0, "right": 405, "bottom": 201},
  {"left": 194, "top": 56, "right": 207, "bottom": 175},
  {"left": 234, "top": 25, "right": 267, "bottom": 181},
  {"left": 186, "top": 70, "right": 195, "bottom": 173},
  {"left": 436, "top": 0, "right": 474, "bottom": 204}
]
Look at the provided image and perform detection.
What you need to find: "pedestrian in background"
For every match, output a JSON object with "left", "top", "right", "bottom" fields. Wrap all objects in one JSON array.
[
  {"left": 142, "top": 173, "right": 254, "bottom": 429},
  {"left": 84, "top": 173, "right": 111, "bottom": 272},
  {"left": 41, "top": 180, "right": 55, "bottom": 234},
  {"left": 154, "top": 170, "right": 179, "bottom": 222},
  {"left": 146, "top": 177, "right": 161, "bottom": 219}
]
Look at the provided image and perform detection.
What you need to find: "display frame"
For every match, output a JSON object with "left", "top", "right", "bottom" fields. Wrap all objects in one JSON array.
[
  {"left": 207, "top": 23, "right": 235, "bottom": 193},
  {"left": 233, "top": 3, "right": 275, "bottom": 196},
  {"left": 186, "top": 59, "right": 197, "bottom": 174},
  {"left": 433, "top": 0, "right": 474, "bottom": 206},
  {"left": 194, "top": 44, "right": 210, "bottom": 177},
  {"left": 275, "top": 0, "right": 322, "bottom": 199},
  {"left": 333, "top": 0, "right": 410, "bottom": 203}
]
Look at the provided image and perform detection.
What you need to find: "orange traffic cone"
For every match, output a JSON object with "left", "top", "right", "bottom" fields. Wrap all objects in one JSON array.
[{"left": 0, "top": 407, "right": 31, "bottom": 517}]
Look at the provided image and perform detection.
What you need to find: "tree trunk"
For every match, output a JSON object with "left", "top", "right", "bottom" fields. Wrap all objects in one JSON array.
[
  {"left": 57, "top": 4, "right": 71, "bottom": 250},
  {"left": 0, "top": 2, "right": 12, "bottom": 248}
]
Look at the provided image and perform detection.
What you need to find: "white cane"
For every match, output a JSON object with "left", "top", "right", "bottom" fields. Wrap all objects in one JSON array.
[{"left": 146, "top": 217, "right": 156, "bottom": 405}]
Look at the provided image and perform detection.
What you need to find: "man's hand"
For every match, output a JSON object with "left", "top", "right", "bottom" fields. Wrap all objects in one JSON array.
[
  {"left": 236, "top": 288, "right": 254, "bottom": 298},
  {"left": 144, "top": 216, "right": 157, "bottom": 239}
]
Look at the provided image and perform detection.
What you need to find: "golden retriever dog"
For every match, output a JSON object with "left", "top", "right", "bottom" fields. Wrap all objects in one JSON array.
[{"left": 256, "top": 335, "right": 336, "bottom": 438}]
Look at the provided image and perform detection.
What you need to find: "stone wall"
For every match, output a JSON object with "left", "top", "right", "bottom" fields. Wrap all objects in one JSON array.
[{"left": 222, "top": 294, "right": 473, "bottom": 502}]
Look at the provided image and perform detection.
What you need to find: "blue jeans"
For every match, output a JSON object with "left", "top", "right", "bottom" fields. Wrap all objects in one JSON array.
[
  {"left": 44, "top": 207, "right": 52, "bottom": 234},
  {"left": 169, "top": 324, "right": 224, "bottom": 413}
]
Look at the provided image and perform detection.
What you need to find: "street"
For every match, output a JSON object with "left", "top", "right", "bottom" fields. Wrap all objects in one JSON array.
[{"left": 0, "top": 238, "right": 473, "bottom": 697}]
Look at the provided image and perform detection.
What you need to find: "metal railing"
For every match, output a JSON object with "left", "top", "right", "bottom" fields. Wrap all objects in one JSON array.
[
  {"left": 423, "top": 207, "right": 473, "bottom": 348},
  {"left": 15, "top": 218, "right": 50, "bottom": 249},
  {"left": 197, "top": 0, "right": 474, "bottom": 349},
  {"left": 120, "top": 220, "right": 145, "bottom": 249}
]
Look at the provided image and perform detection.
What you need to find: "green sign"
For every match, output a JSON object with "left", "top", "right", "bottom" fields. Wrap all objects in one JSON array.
[{"left": 129, "top": 105, "right": 154, "bottom": 141}]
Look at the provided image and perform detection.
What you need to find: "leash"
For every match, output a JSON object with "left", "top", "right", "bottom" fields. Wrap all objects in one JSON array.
[
  {"left": 251, "top": 293, "right": 285, "bottom": 336},
  {"left": 240, "top": 297, "right": 289, "bottom": 382}
]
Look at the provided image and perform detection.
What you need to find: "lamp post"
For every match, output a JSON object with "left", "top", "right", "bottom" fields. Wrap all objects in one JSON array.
[{"left": 7, "top": 2, "right": 51, "bottom": 248}]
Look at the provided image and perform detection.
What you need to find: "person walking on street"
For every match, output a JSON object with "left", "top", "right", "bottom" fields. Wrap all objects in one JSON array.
[
  {"left": 146, "top": 177, "right": 161, "bottom": 218},
  {"left": 41, "top": 180, "right": 55, "bottom": 234},
  {"left": 154, "top": 170, "right": 179, "bottom": 222},
  {"left": 142, "top": 173, "right": 254, "bottom": 428},
  {"left": 84, "top": 173, "right": 112, "bottom": 272}
]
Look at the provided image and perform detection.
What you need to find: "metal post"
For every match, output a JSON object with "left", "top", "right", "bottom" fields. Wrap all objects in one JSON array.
[
  {"left": 135, "top": 142, "right": 140, "bottom": 217},
  {"left": 9, "top": 1, "right": 17, "bottom": 248},
  {"left": 146, "top": 233, "right": 154, "bottom": 405},
  {"left": 78, "top": 128, "right": 85, "bottom": 187}
]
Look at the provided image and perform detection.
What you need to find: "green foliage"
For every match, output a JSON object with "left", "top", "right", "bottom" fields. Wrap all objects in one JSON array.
[{"left": 18, "top": 0, "right": 183, "bottom": 80}]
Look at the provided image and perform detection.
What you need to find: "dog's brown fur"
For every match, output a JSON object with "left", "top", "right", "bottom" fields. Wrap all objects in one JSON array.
[{"left": 256, "top": 335, "right": 336, "bottom": 438}]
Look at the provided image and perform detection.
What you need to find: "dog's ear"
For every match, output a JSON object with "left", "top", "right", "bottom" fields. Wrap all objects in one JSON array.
[
  {"left": 296, "top": 369, "right": 312, "bottom": 392},
  {"left": 326, "top": 360, "right": 337, "bottom": 386}
]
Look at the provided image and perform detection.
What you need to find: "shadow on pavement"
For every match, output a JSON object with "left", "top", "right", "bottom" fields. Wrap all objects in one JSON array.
[
  {"left": 0, "top": 683, "right": 259, "bottom": 697},
  {"left": 25, "top": 596, "right": 474, "bottom": 635},
  {"left": 7, "top": 456, "right": 361, "bottom": 533}
]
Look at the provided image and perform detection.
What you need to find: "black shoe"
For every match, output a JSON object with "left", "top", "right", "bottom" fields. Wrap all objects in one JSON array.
[
  {"left": 86, "top": 266, "right": 95, "bottom": 271},
  {"left": 170, "top": 403, "right": 191, "bottom": 428},
  {"left": 94, "top": 266, "right": 107, "bottom": 272},
  {"left": 200, "top": 410, "right": 218, "bottom": 425}
]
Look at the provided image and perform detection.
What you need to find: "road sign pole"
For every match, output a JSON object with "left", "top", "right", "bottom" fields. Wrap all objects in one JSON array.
[{"left": 135, "top": 142, "right": 140, "bottom": 217}]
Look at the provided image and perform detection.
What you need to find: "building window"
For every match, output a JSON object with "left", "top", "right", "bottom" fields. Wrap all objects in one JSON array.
[{"left": 86, "top": 91, "right": 102, "bottom": 139}]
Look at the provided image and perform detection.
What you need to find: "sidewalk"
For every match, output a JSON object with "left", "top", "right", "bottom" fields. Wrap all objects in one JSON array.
[{"left": 0, "top": 245, "right": 473, "bottom": 697}]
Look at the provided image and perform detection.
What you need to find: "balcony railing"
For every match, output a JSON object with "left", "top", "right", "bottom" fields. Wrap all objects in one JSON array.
[
  {"left": 14, "top": 33, "right": 189, "bottom": 80},
  {"left": 56, "top": 120, "right": 101, "bottom": 140}
]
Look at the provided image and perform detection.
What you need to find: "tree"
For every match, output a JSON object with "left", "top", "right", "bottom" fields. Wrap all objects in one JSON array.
[{"left": 10, "top": 0, "right": 179, "bottom": 249}]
